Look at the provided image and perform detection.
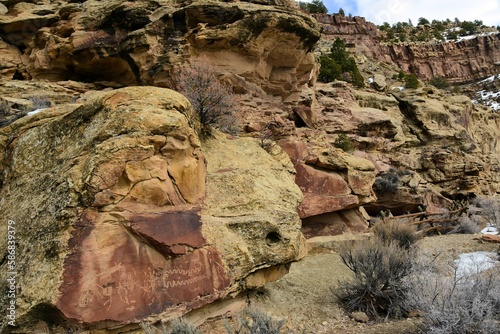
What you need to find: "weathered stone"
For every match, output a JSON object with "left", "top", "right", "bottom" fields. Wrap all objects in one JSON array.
[
  {"left": 295, "top": 162, "right": 357, "bottom": 218},
  {"left": 371, "top": 74, "right": 387, "bottom": 91},
  {"left": 0, "top": 86, "right": 305, "bottom": 331},
  {"left": 351, "top": 311, "right": 369, "bottom": 323},
  {"left": 0, "top": 0, "right": 321, "bottom": 100},
  {"left": 302, "top": 208, "right": 369, "bottom": 238},
  {"left": 0, "top": 41, "right": 22, "bottom": 79},
  {"left": 278, "top": 139, "right": 376, "bottom": 218},
  {"left": 482, "top": 234, "right": 500, "bottom": 243}
]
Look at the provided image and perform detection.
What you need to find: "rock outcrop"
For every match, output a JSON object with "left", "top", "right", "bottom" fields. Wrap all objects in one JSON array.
[
  {"left": 1, "top": 4, "right": 500, "bottom": 332},
  {"left": 314, "top": 13, "right": 500, "bottom": 83},
  {"left": 0, "top": 0, "right": 320, "bottom": 99},
  {"left": 0, "top": 86, "right": 304, "bottom": 331}
]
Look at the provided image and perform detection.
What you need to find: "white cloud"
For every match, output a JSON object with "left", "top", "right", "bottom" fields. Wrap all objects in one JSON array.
[{"left": 320, "top": 0, "right": 500, "bottom": 26}]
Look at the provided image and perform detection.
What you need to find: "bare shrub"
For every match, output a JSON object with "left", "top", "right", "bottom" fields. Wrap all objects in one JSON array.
[
  {"left": 225, "top": 307, "right": 287, "bottom": 334},
  {"left": 471, "top": 196, "right": 500, "bottom": 231},
  {"left": 373, "top": 168, "right": 412, "bottom": 194},
  {"left": 0, "top": 99, "right": 10, "bottom": 116},
  {"left": 334, "top": 240, "right": 413, "bottom": 319},
  {"left": 372, "top": 221, "right": 421, "bottom": 250},
  {"left": 172, "top": 57, "right": 239, "bottom": 135},
  {"left": 451, "top": 213, "right": 482, "bottom": 234},
  {"left": 405, "top": 254, "right": 500, "bottom": 333}
]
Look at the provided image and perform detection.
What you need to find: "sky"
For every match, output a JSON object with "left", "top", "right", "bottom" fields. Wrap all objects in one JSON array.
[{"left": 313, "top": 0, "right": 500, "bottom": 27}]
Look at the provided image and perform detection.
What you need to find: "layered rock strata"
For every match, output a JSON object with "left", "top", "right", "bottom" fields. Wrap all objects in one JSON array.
[{"left": 314, "top": 13, "right": 500, "bottom": 83}]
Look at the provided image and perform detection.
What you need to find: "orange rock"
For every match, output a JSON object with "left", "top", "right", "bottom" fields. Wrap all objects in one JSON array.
[{"left": 482, "top": 234, "right": 500, "bottom": 243}]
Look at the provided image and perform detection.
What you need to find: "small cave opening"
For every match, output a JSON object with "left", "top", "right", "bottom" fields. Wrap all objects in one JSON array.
[
  {"left": 290, "top": 111, "right": 307, "bottom": 128},
  {"left": 13, "top": 70, "right": 25, "bottom": 80},
  {"left": 72, "top": 55, "right": 138, "bottom": 85},
  {"left": 265, "top": 231, "right": 282, "bottom": 245},
  {"left": 24, "top": 303, "right": 69, "bottom": 328}
]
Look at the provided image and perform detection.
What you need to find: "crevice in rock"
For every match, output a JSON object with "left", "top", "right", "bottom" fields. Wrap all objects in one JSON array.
[{"left": 394, "top": 95, "right": 431, "bottom": 144}]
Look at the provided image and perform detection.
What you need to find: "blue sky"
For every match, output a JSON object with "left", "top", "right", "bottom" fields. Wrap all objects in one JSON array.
[{"left": 314, "top": 0, "right": 500, "bottom": 26}]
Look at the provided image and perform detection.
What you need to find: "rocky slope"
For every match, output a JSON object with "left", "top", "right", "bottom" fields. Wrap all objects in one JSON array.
[{"left": 0, "top": 2, "right": 500, "bottom": 333}]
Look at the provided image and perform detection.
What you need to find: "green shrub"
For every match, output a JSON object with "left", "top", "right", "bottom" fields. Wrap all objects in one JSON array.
[
  {"left": 333, "top": 133, "right": 354, "bottom": 152},
  {"left": 397, "top": 70, "right": 406, "bottom": 80},
  {"left": 429, "top": 75, "right": 450, "bottom": 89},
  {"left": 297, "top": 0, "right": 327, "bottom": 14},
  {"left": 318, "top": 38, "right": 364, "bottom": 88},
  {"left": 318, "top": 56, "right": 341, "bottom": 82},
  {"left": 404, "top": 73, "right": 419, "bottom": 89}
]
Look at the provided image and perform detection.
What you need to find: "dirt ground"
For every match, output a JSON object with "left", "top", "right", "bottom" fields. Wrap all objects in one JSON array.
[{"left": 199, "top": 233, "right": 500, "bottom": 334}]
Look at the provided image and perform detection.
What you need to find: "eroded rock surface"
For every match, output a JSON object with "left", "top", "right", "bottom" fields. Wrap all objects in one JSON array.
[
  {"left": 0, "top": 0, "right": 320, "bottom": 99},
  {"left": 0, "top": 86, "right": 304, "bottom": 331}
]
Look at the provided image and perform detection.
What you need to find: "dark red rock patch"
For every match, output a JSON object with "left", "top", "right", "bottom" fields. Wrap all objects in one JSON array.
[{"left": 127, "top": 210, "right": 205, "bottom": 256}]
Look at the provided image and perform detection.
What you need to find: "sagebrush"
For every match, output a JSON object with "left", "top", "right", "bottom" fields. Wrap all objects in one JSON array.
[
  {"left": 334, "top": 240, "right": 414, "bottom": 318},
  {"left": 405, "top": 254, "right": 500, "bottom": 333},
  {"left": 471, "top": 196, "right": 500, "bottom": 231},
  {"left": 140, "top": 318, "right": 201, "bottom": 334},
  {"left": 372, "top": 221, "right": 421, "bottom": 250},
  {"left": 225, "top": 307, "right": 288, "bottom": 334},
  {"left": 373, "top": 168, "right": 412, "bottom": 194}
]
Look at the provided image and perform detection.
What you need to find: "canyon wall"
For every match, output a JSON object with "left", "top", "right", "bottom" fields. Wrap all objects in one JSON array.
[{"left": 314, "top": 13, "right": 500, "bottom": 83}]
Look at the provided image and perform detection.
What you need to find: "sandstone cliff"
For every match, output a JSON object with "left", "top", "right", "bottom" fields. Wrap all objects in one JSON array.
[{"left": 314, "top": 13, "right": 500, "bottom": 83}]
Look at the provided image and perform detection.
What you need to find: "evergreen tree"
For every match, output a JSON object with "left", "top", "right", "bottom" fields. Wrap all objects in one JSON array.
[
  {"left": 318, "top": 38, "right": 364, "bottom": 88},
  {"left": 299, "top": 0, "right": 328, "bottom": 14},
  {"left": 404, "top": 74, "right": 419, "bottom": 89},
  {"left": 418, "top": 17, "right": 430, "bottom": 25}
]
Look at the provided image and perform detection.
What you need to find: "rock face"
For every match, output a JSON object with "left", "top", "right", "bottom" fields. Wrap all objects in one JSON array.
[
  {"left": 0, "top": 86, "right": 304, "bottom": 331},
  {"left": 383, "top": 35, "right": 500, "bottom": 83},
  {"left": 314, "top": 13, "right": 500, "bottom": 83},
  {"left": 0, "top": 0, "right": 320, "bottom": 99},
  {"left": 313, "top": 14, "right": 383, "bottom": 59}
]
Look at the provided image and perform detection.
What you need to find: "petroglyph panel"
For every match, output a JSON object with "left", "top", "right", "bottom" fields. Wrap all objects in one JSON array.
[{"left": 57, "top": 210, "right": 229, "bottom": 323}]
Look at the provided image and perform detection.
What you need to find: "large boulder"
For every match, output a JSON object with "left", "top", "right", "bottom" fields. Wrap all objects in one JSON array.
[{"left": 0, "top": 86, "right": 304, "bottom": 331}]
